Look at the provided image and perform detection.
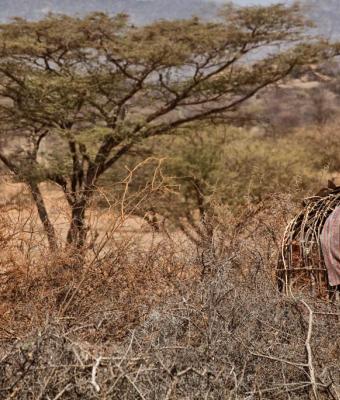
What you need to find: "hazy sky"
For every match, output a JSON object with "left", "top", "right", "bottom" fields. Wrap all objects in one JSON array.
[
  {"left": 0, "top": 0, "right": 293, "bottom": 24},
  {"left": 213, "top": 0, "right": 287, "bottom": 3}
]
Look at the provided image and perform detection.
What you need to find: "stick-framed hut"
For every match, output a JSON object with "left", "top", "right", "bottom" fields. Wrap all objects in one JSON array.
[{"left": 277, "top": 184, "right": 340, "bottom": 299}]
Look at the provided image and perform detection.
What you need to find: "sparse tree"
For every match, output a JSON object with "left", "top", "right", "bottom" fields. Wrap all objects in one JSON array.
[{"left": 0, "top": 4, "right": 332, "bottom": 253}]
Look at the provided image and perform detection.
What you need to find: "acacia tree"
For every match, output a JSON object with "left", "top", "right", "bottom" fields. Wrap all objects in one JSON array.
[{"left": 0, "top": 4, "right": 331, "bottom": 252}]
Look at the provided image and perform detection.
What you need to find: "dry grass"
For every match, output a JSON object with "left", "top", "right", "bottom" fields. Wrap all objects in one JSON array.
[
  {"left": 0, "top": 187, "right": 340, "bottom": 399},
  {"left": 0, "top": 207, "right": 195, "bottom": 343}
]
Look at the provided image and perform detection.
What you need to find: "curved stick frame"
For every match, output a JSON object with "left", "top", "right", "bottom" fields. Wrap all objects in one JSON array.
[{"left": 277, "top": 190, "right": 340, "bottom": 299}]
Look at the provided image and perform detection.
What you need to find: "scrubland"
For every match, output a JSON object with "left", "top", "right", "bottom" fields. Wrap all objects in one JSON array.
[
  {"left": 1, "top": 170, "right": 340, "bottom": 399},
  {"left": 2, "top": 91, "right": 340, "bottom": 399},
  {"left": 1, "top": 5, "right": 340, "bottom": 398}
]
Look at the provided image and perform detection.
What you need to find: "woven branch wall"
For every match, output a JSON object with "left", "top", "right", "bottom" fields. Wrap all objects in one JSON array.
[{"left": 278, "top": 190, "right": 340, "bottom": 299}]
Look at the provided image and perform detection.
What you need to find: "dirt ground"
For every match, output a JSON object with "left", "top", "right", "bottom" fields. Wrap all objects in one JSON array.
[{"left": 0, "top": 177, "right": 191, "bottom": 258}]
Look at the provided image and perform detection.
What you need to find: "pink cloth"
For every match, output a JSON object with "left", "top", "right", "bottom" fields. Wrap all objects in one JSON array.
[{"left": 320, "top": 206, "right": 340, "bottom": 286}]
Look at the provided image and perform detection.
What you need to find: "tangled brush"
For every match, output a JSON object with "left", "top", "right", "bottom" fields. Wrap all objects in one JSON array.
[{"left": 278, "top": 183, "right": 340, "bottom": 299}]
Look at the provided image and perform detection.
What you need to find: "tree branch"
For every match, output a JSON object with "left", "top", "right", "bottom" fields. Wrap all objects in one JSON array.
[
  {"left": 0, "top": 152, "right": 19, "bottom": 175},
  {"left": 145, "top": 61, "right": 298, "bottom": 137}
]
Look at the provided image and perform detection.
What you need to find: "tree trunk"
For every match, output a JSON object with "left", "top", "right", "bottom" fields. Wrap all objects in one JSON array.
[
  {"left": 28, "top": 181, "right": 58, "bottom": 251},
  {"left": 66, "top": 198, "right": 88, "bottom": 251}
]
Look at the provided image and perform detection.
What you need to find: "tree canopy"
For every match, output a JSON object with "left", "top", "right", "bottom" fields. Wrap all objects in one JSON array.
[{"left": 0, "top": 3, "right": 334, "bottom": 251}]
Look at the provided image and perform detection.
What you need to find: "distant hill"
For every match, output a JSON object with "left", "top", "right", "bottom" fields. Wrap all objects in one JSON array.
[
  {"left": 0, "top": 0, "right": 219, "bottom": 24},
  {"left": 0, "top": 0, "right": 338, "bottom": 40}
]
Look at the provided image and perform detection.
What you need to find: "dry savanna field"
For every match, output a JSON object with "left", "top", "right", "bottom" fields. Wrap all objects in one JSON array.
[{"left": 1, "top": 2, "right": 340, "bottom": 399}]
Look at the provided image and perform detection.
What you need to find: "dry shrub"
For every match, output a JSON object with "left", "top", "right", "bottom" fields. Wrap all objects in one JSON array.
[
  {"left": 1, "top": 194, "right": 340, "bottom": 399},
  {"left": 0, "top": 161, "right": 193, "bottom": 340},
  {"left": 0, "top": 219, "right": 196, "bottom": 343},
  {"left": 297, "top": 119, "right": 340, "bottom": 174}
]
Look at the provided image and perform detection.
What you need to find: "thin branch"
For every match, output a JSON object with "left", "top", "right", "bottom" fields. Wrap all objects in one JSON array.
[
  {"left": 146, "top": 62, "right": 298, "bottom": 137},
  {"left": 91, "top": 357, "right": 102, "bottom": 393},
  {"left": 301, "top": 300, "right": 318, "bottom": 400},
  {"left": 0, "top": 152, "right": 19, "bottom": 174},
  {"left": 250, "top": 352, "right": 307, "bottom": 368},
  {"left": 101, "top": 142, "right": 134, "bottom": 174}
]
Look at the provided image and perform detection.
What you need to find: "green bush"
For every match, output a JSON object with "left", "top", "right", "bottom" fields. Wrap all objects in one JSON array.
[{"left": 100, "top": 123, "right": 323, "bottom": 238}]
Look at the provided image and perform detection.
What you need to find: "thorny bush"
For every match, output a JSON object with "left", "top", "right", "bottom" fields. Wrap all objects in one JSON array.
[{"left": 0, "top": 194, "right": 339, "bottom": 399}]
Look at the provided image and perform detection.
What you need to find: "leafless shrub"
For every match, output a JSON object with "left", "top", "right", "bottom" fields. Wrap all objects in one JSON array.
[{"left": 0, "top": 193, "right": 339, "bottom": 399}]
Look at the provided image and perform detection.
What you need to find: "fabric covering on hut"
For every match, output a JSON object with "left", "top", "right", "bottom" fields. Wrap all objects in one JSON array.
[
  {"left": 320, "top": 206, "right": 340, "bottom": 287},
  {"left": 278, "top": 183, "right": 340, "bottom": 298}
]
